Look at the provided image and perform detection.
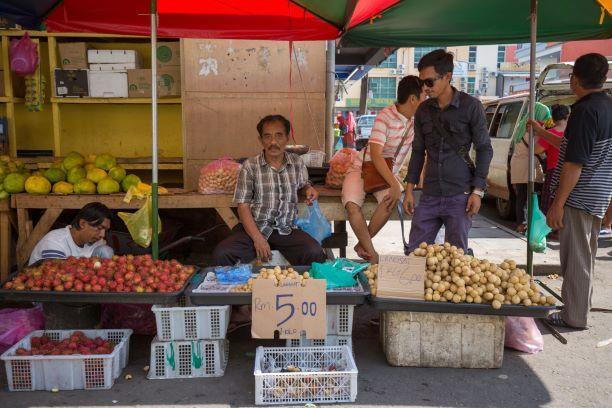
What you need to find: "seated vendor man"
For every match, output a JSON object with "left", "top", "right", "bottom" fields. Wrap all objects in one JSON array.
[
  {"left": 213, "top": 114, "right": 327, "bottom": 266},
  {"left": 29, "top": 202, "right": 114, "bottom": 265}
]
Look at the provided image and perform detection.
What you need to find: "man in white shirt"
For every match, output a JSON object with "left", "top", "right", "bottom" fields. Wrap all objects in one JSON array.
[{"left": 29, "top": 202, "right": 114, "bottom": 266}]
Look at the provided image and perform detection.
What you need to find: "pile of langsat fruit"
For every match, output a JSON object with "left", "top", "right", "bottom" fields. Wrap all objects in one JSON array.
[
  {"left": 230, "top": 266, "right": 311, "bottom": 292},
  {"left": 364, "top": 242, "right": 557, "bottom": 309}
]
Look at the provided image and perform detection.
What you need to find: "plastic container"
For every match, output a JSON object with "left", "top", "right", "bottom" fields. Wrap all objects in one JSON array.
[
  {"left": 148, "top": 338, "right": 228, "bottom": 379},
  {"left": 326, "top": 304, "right": 354, "bottom": 336},
  {"left": 300, "top": 150, "right": 326, "bottom": 167},
  {"left": 1, "top": 329, "right": 132, "bottom": 391},
  {"left": 254, "top": 346, "right": 358, "bottom": 405},
  {"left": 151, "top": 304, "right": 230, "bottom": 341},
  {"left": 286, "top": 335, "right": 352, "bottom": 349}
]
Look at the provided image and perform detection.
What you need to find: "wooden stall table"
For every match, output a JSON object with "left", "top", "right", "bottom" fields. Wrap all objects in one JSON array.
[
  {"left": 10, "top": 186, "right": 401, "bottom": 267},
  {"left": 0, "top": 198, "right": 17, "bottom": 281}
]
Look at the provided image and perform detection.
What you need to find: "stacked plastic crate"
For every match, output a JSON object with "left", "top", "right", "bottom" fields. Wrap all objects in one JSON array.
[
  {"left": 148, "top": 304, "right": 230, "bottom": 379},
  {"left": 285, "top": 305, "right": 355, "bottom": 349}
]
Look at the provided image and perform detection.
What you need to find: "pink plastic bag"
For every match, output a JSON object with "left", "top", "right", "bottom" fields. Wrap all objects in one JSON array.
[
  {"left": 198, "top": 157, "right": 241, "bottom": 194},
  {"left": 505, "top": 316, "right": 544, "bottom": 354},
  {"left": 100, "top": 304, "right": 156, "bottom": 335},
  {"left": 325, "top": 148, "right": 357, "bottom": 189},
  {"left": 0, "top": 304, "right": 45, "bottom": 354},
  {"left": 10, "top": 33, "right": 39, "bottom": 76}
]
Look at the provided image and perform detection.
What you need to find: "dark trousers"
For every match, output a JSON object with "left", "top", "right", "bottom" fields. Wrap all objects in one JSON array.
[
  {"left": 514, "top": 183, "right": 528, "bottom": 225},
  {"left": 212, "top": 224, "right": 327, "bottom": 266},
  {"left": 406, "top": 193, "right": 472, "bottom": 253}
]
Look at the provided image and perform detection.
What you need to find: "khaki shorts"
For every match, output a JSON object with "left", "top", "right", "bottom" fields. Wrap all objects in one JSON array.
[{"left": 341, "top": 170, "right": 402, "bottom": 208}]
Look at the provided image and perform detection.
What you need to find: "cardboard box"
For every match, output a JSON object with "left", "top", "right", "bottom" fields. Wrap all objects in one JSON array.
[
  {"left": 127, "top": 69, "right": 152, "bottom": 97},
  {"left": 54, "top": 69, "right": 89, "bottom": 97},
  {"left": 156, "top": 42, "right": 180, "bottom": 67},
  {"left": 88, "top": 71, "right": 128, "bottom": 98},
  {"left": 87, "top": 49, "right": 140, "bottom": 64},
  {"left": 58, "top": 43, "right": 88, "bottom": 69},
  {"left": 90, "top": 62, "right": 140, "bottom": 71},
  {"left": 157, "top": 67, "right": 181, "bottom": 97}
]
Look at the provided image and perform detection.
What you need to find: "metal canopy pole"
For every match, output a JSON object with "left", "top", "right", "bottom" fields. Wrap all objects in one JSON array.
[
  {"left": 527, "top": 0, "right": 538, "bottom": 276},
  {"left": 325, "top": 40, "right": 336, "bottom": 160},
  {"left": 151, "top": 0, "right": 159, "bottom": 259}
]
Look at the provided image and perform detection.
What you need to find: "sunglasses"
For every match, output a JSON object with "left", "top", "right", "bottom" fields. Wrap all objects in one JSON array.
[{"left": 421, "top": 75, "right": 443, "bottom": 88}]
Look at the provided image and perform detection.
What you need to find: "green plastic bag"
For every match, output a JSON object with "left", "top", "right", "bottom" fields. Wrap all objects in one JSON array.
[
  {"left": 310, "top": 262, "right": 357, "bottom": 289},
  {"left": 118, "top": 195, "right": 162, "bottom": 248},
  {"left": 528, "top": 193, "right": 552, "bottom": 253},
  {"left": 331, "top": 258, "right": 369, "bottom": 276}
]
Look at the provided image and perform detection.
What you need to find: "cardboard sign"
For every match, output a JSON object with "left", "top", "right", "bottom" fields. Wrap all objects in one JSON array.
[
  {"left": 376, "top": 254, "right": 426, "bottom": 300},
  {"left": 251, "top": 278, "right": 326, "bottom": 339}
]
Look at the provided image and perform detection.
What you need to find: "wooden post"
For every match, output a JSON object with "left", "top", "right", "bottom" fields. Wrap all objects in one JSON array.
[
  {"left": 16, "top": 209, "right": 63, "bottom": 267},
  {"left": 1, "top": 36, "right": 17, "bottom": 157},
  {"left": 0, "top": 199, "right": 11, "bottom": 280}
]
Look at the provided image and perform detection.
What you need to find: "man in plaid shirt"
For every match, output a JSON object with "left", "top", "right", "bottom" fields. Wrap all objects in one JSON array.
[{"left": 213, "top": 115, "right": 326, "bottom": 265}]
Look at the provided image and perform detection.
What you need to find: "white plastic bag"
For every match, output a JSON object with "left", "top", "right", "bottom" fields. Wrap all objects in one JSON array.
[{"left": 504, "top": 317, "right": 544, "bottom": 354}]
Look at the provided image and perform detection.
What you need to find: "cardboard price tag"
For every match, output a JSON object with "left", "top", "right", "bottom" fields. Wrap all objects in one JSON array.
[
  {"left": 376, "top": 254, "right": 426, "bottom": 300},
  {"left": 251, "top": 278, "right": 326, "bottom": 339}
]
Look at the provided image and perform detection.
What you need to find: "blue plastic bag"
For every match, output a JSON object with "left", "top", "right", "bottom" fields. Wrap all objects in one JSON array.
[
  {"left": 214, "top": 264, "right": 252, "bottom": 285},
  {"left": 295, "top": 200, "right": 332, "bottom": 244},
  {"left": 528, "top": 194, "right": 552, "bottom": 253}
]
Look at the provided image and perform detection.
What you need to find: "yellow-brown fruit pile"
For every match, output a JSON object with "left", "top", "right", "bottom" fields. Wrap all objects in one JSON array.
[
  {"left": 413, "top": 242, "right": 556, "bottom": 309},
  {"left": 230, "top": 266, "right": 311, "bottom": 292}
]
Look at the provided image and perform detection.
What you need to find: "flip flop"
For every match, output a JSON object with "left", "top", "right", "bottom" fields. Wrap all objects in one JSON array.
[{"left": 546, "top": 312, "right": 587, "bottom": 330}]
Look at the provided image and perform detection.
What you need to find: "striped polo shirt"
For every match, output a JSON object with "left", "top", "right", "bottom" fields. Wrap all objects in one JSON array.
[
  {"left": 551, "top": 91, "right": 612, "bottom": 218},
  {"left": 352, "top": 104, "right": 414, "bottom": 173}
]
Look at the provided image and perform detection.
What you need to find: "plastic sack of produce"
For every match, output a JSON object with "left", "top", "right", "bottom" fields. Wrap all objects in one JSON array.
[
  {"left": 504, "top": 316, "right": 544, "bottom": 354},
  {"left": 295, "top": 200, "right": 331, "bottom": 244},
  {"left": 214, "top": 264, "right": 253, "bottom": 285},
  {"left": 198, "top": 157, "right": 241, "bottom": 194},
  {"left": 100, "top": 304, "right": 156, "bottom": 335},
  {"left": 528, "top": 194, "right": 552, "bottom": 253},
  {"left": 325, "top": 148, "right": 357, "bottom": 189},
  {"left": 0, "top": 304, "right": 45, "bottom": 354},
  {"left": 310, "top": 262, "right": 358, "bottom": 289},
  {"left": 9, "top": 33, "right": 39, "bottom": 76},
  {"left": 118, "top": 195, "right": 162, "bottom": 248}
]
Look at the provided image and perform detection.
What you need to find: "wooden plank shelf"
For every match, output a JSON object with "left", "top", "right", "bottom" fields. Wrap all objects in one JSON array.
[
  {"left": 22, "top": 157, "right": 184, "bottom": 171},
  {"left": 51, "top": 97, "right": 182, "bottom": 104}
]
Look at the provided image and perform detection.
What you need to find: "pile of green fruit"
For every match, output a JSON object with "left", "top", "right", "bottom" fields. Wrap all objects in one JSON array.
[
  {"left": 1, "top": 152, "right": 142, "bottom": 196},
  {"left": 0, "top": 155, "right": 29, "bottom": 199}
]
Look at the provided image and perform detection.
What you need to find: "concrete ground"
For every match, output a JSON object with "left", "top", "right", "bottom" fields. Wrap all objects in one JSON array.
[{"left": 1, "top": 200, "right": 611, "bottom": 408}]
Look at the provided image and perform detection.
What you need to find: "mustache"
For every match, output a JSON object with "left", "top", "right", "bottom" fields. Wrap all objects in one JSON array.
[{"left": 267, "top": 146, "right": 280, "bottom": 150}]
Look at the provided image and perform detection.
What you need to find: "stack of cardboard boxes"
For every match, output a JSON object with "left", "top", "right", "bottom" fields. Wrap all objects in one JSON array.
[
  {"left": 128, "top": 42, "right": 181, "bottom": 98},
  {"left": 54, "top": 42, "right": 181, "bottom": 98}
]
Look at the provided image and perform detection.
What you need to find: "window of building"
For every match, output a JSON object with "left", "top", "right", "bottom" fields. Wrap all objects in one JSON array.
[
  {"left": 368, "top": 77, "right": 397, "bottom": 99},
  {"left": 378, "top": 52, "right": 397, "bottom": 68},
  {"left": 413, "top": 47, "right": 442, "bottom": 68},
  {"left": 467, "top": 77, "right": 476, "bottom": 95},
  {"left": 497, "top": 46, "right": 506, "bottom": 69},
  {"left": 468, "top": 46, "right": 477, "bottom": 64}
]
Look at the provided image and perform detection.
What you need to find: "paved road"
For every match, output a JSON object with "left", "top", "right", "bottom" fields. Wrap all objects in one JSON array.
[{"left": 1, "top": 199, "right": 611, "bottom": 407}]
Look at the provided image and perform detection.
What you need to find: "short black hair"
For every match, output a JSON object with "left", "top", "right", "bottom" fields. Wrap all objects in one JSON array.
[
  {"left": 397, "top": 76, "right": 424, "bottom": 104},
  {"left": 550, "top": 104, "right": 570, "bottom": 122},
  {"left": 71, "top": 202, "right": 112, "bottom": 230},
  {"left": 256, "top": 115, "right": 291, "bottom": 137},
  {"left": 573, "top": 53, "right": 608, "bottom": 89},
  {"left": 417, "top": 49, "right": 454, "bottom": 76}
]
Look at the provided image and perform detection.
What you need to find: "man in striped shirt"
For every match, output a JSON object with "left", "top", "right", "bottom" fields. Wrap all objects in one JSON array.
[
  {"left": 545, "top": 53, "right": 612, "bottom": 329},
  {"left": 213, "top": 115, "right": 326, "bottom": 266},
  {"left": 29, "top": 202, "right": 114, "bottom": 265}
]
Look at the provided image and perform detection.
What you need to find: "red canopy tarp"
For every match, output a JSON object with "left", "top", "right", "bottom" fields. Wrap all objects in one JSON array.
[{"left": 45, "top": 0, "right": 340, "bottom": 40}]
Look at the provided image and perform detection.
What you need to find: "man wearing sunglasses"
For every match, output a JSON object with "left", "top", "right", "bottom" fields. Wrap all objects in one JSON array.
[{"left": 403, "top": 49, "right": 493, "bottom": 253}]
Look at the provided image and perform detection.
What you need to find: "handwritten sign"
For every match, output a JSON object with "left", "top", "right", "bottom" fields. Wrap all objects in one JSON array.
[
  {"left": 376, "top": 254, "right": 426, "bottom": 300},
  {"left": 251, "top": 278, "right": 326, "bottom": 339}
]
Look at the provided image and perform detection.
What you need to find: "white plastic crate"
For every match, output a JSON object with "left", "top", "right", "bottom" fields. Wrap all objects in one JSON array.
[
  {"left": 151, "top": 304, "right": 230, "bottom": 341},
  {"left": 286, "top": 335, "right": 352, "bottom": 350},
  {"left": 254, "top": 346, "right": 358, "bottom": 405},
  {"left": 1, "top": 329, "right": 132, "bottom": 391},
  {"left": 148, "top": 338, "right": 228, "bottom": 379},
  {"left": 301, "top": 150, "right": 325, "bottom": 167},
  {"left": 327, "top": 305, "right": 354, "bottom": 336}
]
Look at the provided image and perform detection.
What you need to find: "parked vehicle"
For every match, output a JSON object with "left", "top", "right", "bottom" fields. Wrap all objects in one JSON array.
[
  {"left": 483, "top": 62, "right": 611, "bottom": 219},
  {"left": 355, "top": 114, "right": 376, "bottom": 150}
]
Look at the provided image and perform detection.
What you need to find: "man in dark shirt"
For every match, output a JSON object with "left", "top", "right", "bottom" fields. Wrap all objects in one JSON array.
[
  {"left": 533, "top": 53, "right": 611, "bottom": 329},
  {"left": 403, "top": 49, "right": 493, "bottom": 252}
]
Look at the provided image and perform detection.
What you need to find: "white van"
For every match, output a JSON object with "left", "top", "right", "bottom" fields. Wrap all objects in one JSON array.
[{"left": 483, "top": 62, "right": 612, "bottom": 219}]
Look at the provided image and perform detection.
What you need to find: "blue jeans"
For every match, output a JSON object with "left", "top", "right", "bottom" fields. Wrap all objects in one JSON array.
[{"left": 407, "top": 193, "right": 472, "bottom": 253}]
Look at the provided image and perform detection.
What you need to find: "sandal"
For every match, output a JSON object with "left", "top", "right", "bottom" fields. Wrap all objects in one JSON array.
[{"left": 546, "top": 312, "right": 569, "bottom": 328}]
